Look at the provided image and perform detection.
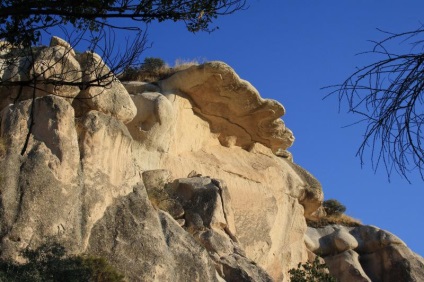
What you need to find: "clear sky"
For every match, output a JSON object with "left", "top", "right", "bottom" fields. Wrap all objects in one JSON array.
[
  {"left": 45, "top": 1, "right": 424, "bottom": 257},
  {"left": 135, "top": 0, "right": 424, "bottom": 257}
]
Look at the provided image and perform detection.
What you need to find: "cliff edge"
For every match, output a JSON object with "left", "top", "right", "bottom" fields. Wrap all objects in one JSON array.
[{"left": 0, "top": 37, "right": 422, "bottom": 281}]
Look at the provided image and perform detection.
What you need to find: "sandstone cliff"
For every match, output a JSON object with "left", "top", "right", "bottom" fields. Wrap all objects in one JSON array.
[{"left": 0, "top": 37, "right": 423, "bottom": 281}]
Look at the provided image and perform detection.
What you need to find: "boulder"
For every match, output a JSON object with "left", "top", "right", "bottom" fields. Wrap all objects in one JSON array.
[
  {"left": 87, "top": 184, "right": 219, "bottom": 282},
  {"left": 74, "top": 52, "right": 136, "bottom": 123},
  {"left": 142, "top": 169, "right": 184, "bottom": 219},
  {"left": 167, "top": 176, "right": 272, "bottom": 282},
  {"left": 359, "top": 244, "right": 424, "bottom": 282},
  {"left": 31, "top": 45, "right": 81, "bottom": 101},
  {"left": 325, "top": 250, "right": 371, "bottom": 282},
  {"left": 306, "top": 225, "right": 424, "bottom": 281},
  {"left": 127, "top": 92, "right": 175, "bottom": 152},
  {"left": 50, "top": 36, "right": 76, "bottom": 57},
  {"left": 0, "top": 37, "right": 81, "bottom": 111},
  {"left": 0, "top": 54, "right": 33, "bottom": 111}
]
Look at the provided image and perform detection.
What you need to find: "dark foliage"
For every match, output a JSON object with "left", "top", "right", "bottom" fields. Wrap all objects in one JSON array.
[
  {"left": 0, "top": 0, "right": 246, "bottom": 48},
  {"left": 142, "top": 57, "right": 166, "bottom": 72},
  {"left": 0, "top": 242, "right": 124, "bottom": 282},
  {"left": 289, "top": 256, "right": 337, "bottom": 282},
  {"left": 120, "top": 56, "right": 169, "bottom": 81},
  {"left": 323, "top": 199, "right": 346, "bottom": 216}
]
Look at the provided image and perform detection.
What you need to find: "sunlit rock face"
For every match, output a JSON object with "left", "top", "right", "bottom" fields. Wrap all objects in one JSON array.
[{"left": 0, "top": 37, "right": 422, "bottom": 281}]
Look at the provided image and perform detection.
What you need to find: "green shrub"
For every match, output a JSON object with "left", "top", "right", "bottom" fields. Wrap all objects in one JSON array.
[
  {"left": 0, "top": 242, "right": 124, "bottom": 282},
  {"left": 323, "top": 199, "right": 346, "bottom": 216},
  {"left": 289, "top": 256, "right": 336, "bottom": 282},
  {"left": 120, "top": 57, "right": 169, "bottom": 82},
  {"left": 141, "top": 57, "right": 166, "bottom": 72}
]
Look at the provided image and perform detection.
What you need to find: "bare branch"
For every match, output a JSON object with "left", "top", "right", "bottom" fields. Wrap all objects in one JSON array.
[{"left": 325, "top": 26, "right": 424, "bottom": 182}]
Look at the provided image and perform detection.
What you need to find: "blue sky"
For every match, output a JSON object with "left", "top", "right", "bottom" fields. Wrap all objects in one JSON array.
[
  {"left": 45, "top": 1, "right": 424, "bottom": 256},
  {"left": 138, "top": 0, "right": 424, "bottom": 256}
]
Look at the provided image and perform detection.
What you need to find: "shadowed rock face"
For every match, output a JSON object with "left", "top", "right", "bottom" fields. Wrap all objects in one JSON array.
[
  {"left": 87, "top": 184, "right": 219, "bottom": 282},
  {"left": 306, "top": 225, "right": 424, "bottom": 281},
  {"left": 0, "top": 37, "right": 422, "bottom": 282}
]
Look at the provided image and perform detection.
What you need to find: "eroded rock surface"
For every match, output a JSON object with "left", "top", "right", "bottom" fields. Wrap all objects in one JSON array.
[
  {"left": 306, "top": 225, "right": 424, "bottom": 281},
  {"left": 160, "top": 62, "right": 294, "bottom": 152},
  {"left": 73, "top": 52, "right": 137, "bottom": 123},
  {"left": 0, "top": 37, "right": 422, "bottom": 282},
  {"left": 88, "top": 184, "right": 219, "bottom": 282}
]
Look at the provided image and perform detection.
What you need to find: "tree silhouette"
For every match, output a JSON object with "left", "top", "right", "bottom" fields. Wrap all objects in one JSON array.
[
  {"left": 1, "top": 0, "right": 246, "bottom": 85},
  {"left": 327, "top": 26, "right": 424, "bottom": 182},
  {"left": 0, "top": 0, "right": 246, "bottom": 48}
]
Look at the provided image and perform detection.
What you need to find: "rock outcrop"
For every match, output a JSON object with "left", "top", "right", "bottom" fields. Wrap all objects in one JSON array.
[
  {"left": 305, "top": 225, "right": 424, "bottom": 281},
  {"left": 160, "top": 62, "right": 294, "bottom": 152},
  {"left": 0, "top": 37, "right": 423, "bottom": 281}
]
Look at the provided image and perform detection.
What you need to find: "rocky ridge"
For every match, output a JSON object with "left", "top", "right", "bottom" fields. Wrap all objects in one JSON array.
[{"left": 0, "top": 37, "right": 423, "bottom": 281}]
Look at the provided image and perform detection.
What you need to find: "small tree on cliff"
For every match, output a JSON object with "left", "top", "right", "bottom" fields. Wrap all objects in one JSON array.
[
  {"left": 323, "top": 199, "right": 346, "bottom": 217},
  {"left": 328, "top": 26, "right": 424, "bottom": 182},
  {"left": 289, "top": 256, "right": 336, "bottom": 282}
]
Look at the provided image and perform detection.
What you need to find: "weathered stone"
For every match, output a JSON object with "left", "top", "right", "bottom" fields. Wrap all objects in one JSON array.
[
  {"left": 131, "top": 88, "right": 315, "bottom": 280},
  {"left": 350, "top": 225, "right": 405, "bottom": 253},
  {"left": 142, "top": 169, "right": 173, "bottom": 188},
  {"left": 127, "top": 92, "right": 175, "bottom": 152},
  {"left": 122, "top": 81, "right": 161, "bottom": 93},
  {"left": 325, "top": 250, "right": 371, "bottom": 282},
  {"left": 169, "top": 176, "right": 272, "bottom": 282},
  {"left": 142, "top": 169, "right": 185, "bottom": 219},
  {"left": 77, "top": 110, "right": 140, "bottom": 248},
  {"left": 0, "top": 95, "right": 82, "bottom": 257},
  {"left": 50, "top": 36, "right": 76, "bottom": 57},
  {"left": 286, "top": 162, "right": 324, "bottom": 219},
  {"left": 31, "top": 45, "right": 81, "bottom": 100},
  {"left": 359, "top": 244, "right": 424, "bottom": 282},
  {"left": 0, "top": 54, "right": 33, "bottom": 110},
  {"left": 306, "top": 225, "right": 424, "bottom": 282},
  {"left": 220, "top": 253, "right": 273, "bottom": 282},
  {"left": 173, "top": 177, "right": 228, "bottom": 230},
  {"left": 1, "top": 40, "right": 81, "bottom": 111},
  {"left": 160, "top": 134, "right": 312, "bottom": 280},
  {"left": 160, "top": 61, "right": 294, "bottom": 152},
  {"left": 333, "top": 229, "right": 359, "bottom": 253},
  {"left": 1, "top": 52, "right": 422, "bottom": 282},
  {"left": 88, "top": 185, "right": 219, "bottom": 282},
  {"left": 74, "top": 52, "right": 136, "bottom": 123}
]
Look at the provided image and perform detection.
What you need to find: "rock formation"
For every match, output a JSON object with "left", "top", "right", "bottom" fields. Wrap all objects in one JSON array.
[
  {"left": 0, "top": 37, "right": 423, "bottom": 281},
  {"left": 305, "top": 225, "right": 424, "bottom": 281}
]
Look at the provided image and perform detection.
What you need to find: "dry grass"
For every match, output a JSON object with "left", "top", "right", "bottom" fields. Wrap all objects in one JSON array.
[
  {"left": 173, "top": 58, "right": 203, "bottom": 71},
  {"left": 307, "top": 214, "right": 362, "bottom": 228},
  {"left": 119, "top": 58, "right": 204, "bottom": 82}
]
